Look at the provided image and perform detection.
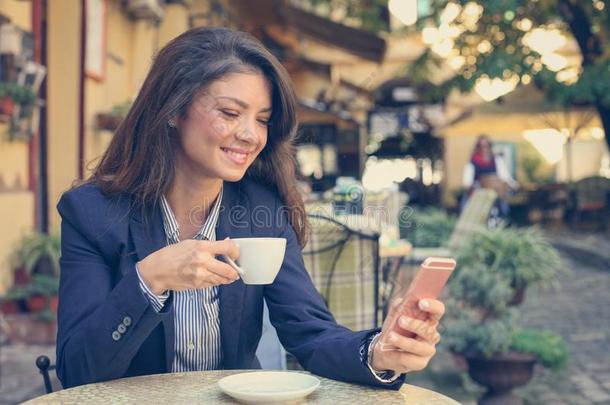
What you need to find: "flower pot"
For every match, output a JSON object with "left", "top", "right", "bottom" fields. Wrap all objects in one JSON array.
[
  {"left": 26, "top": 295, "right": 48, "bottom": 312},
  {"left": 0, "top": 95, "right": 15, "bottom": 119},
  {"left": 466, "top": 352, "right": 537, "bottom": 405},
  {"left": 49, "top": 295, "right": 59, "bottom": 312},
  {"left": 96, "top": 113, "right": 124, "bottom": 131},
  {"left": 0, "top": 299, "right": 20, "bottom": 314}
]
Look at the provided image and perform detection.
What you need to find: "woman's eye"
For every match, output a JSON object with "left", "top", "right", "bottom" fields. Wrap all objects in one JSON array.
[
  {"left": 258, "top": 119, "right": 270, "bottom": 126},
  {"left": 220, "top": 110, "right": 238, "bottom": 119}
]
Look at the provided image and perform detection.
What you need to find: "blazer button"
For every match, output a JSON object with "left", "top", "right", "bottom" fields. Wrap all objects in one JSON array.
[
  {"left": 112, "top": 331, "right": 121, "bottom": 341},
  {"left": 123, "top": 316, "right": 132, "bottom": 326},
  {"left": 117, "top": 324, "right": 127, "bottom": 334}
]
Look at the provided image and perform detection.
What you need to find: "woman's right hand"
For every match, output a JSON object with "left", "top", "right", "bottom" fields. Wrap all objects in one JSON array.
[{"left": 137, "top": 238, "right": 240, "bottom": 294}]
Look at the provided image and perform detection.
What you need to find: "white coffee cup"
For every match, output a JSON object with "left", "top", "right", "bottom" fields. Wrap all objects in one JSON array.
[{"left": 232, "top": 238, "right": 287, "bottom": 285}]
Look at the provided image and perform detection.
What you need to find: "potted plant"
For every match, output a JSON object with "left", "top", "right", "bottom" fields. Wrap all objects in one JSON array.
[
  {"left": 0, "top": 81, "right": 36, "bottom": 122},
  {"left": 2, "top": 274, "right": 60, "bottom": 344},
  {"left": 1, "top": 233, "right": 60, "bottom": 344},
  {"left": 454, "top": 226, "right": 563, "bottom": 305},
  {"left": 25, "top": 274, "right": 59, "bottom": 313},
  {"left": 443, "top": 251, "right": 569, "bottom": 405},
  {"left": 13, "top": 232, "right": 61, "bottom": 280},
  {"left": 95, "top": 100, "right": 132, "bottom": 131},
  {"left": 5, "top": 274, "right": 59, "bottom": 313},
  {"left": 7, "top": 232, "right": 60, "bottom": 312},
  {"left": 0, "top": 290, "right": 25, "bottom": 314}
]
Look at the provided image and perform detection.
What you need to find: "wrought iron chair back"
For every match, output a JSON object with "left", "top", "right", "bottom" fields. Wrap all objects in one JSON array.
[
  {"left": 302, "top": 213, "right": 381, "bottom": 330},
  {"left": 35, "top": 355, "right": 55, "bottom": 394}
]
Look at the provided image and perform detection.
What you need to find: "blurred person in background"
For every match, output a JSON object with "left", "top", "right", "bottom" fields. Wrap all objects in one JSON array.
[
  {"left": 462, "top": 135, "right": 518, "bottom": 220},
  {"left": 56, "top": 27, "right": 445, "bottom": 390}
]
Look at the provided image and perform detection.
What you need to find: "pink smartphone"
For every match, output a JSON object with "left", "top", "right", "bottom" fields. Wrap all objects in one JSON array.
[{"left": 378, "top": 257, "right": 456, "bottom": 351}]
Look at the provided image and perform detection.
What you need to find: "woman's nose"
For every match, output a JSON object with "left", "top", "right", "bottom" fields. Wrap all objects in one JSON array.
[{"left": 234, "top": 120, "right": 257, "bottom": 143}]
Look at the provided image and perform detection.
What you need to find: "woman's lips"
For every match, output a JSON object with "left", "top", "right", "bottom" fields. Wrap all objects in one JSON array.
[{"left": 221, "top": 147, "right": 249, "bottom": 165}]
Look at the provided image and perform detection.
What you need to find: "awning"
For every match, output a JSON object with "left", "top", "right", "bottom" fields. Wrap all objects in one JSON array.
[
  {"left": 231, "top": 1, "right": 386, "bottom": 63},
  {"left": 297, "top": 100, "right": 359, "bottom": 129}
]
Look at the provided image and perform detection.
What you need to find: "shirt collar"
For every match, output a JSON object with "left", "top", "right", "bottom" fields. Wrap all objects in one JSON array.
[{"left": 160, "top": 187, "right": 224, "bottom": 243}]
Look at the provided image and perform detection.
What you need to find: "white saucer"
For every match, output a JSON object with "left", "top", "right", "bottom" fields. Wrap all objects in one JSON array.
[{"left": 217, "top": 371, "right": 320, "bottom": 404}]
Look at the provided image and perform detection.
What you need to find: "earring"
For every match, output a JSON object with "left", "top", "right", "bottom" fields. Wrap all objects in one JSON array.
[{"left": 168, "top": 119, "right": 176, "bottom": 128}]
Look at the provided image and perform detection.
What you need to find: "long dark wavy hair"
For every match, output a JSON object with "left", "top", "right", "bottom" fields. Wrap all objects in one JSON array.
[{"left": 90, "top": 27, "right": 308, "bottom": 246}]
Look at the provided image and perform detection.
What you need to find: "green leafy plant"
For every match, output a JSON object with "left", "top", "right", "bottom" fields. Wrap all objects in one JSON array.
[
  {"left": 0, "top": 82, "right": 36, "bottom": 121},
  {"left": 109, "top": 100, "right": 132, "bottom": 118},
  {"left": 455, "top": 226, "right": 564, "bottom": 291},
  {"left": 0, "top": 81, "right": 36, "bottom": 109},
  {"left": 6, "top": 274, "right": 59, "bottom": 299},
  {"left": 96, "top": 100, "right": 132, "bottom": 131},
  {"left": 511, "top": 328, "right": 569, "bottom": 371},
  {"left": 26, "top": 274, "right": 59, "bottom": 296},
  {"left": 402, "top": 208, "right": 457, "bottom": 247},
  {"left": 442, "top": 233, "right": 569, "bottom": 370},
  {"left": 12, "top": 232, "right": 61, "bottom": 278},
  {"left": 443, "top": 262, "right": 519, "bottom": 357},
  {"left": 519, "top": 143, "right": 555, "bottom": 186}
]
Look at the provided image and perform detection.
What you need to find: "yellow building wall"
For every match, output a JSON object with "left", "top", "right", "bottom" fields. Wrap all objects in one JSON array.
[
  {"left": 0, "top": 0, "right": 34, "bottom": 292},
  {"left": 0, "top": 0, "right": 30, "bottom": 27},
  {"left": 83, "top": 1, "right": 192, "bottom": 181},
  {"left": 47, "top": 0, "right": 82, "bottom": 233},
  {"left": 556, "top": 140, "right": 607, "bottom": 182},
  {"left": 158, "top": 3, "right": 189, "bottom": 47},
  {"left": 84, "top": 0, "right": 134, "bottom": 176},
  {"left": 0, "top": 192, "right": 35, "bottom": 292}
]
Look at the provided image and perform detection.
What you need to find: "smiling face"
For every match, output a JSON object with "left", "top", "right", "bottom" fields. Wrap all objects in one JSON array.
[{"left": 173, "top": 71, "right": 272, "bottom": 182}]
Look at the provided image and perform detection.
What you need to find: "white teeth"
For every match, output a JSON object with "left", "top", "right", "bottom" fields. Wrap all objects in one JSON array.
[{"left": 223, "top": 148, "right": 247, "bottom": 161}]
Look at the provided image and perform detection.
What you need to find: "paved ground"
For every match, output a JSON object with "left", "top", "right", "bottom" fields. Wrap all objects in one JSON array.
[
  {"left": 517, "top": 250, "right": 610, "bottom": 405},
  {"left": 0, "top": 344, "right": 57, "bottom": 404},
  {"left": 1, "top": 229, "right": 608, "bottom": 404}
]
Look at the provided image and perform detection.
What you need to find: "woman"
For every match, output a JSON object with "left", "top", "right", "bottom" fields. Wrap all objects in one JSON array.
[
  {"left": 462, "top": 135, "right": 518, "bottom": 215},
  {"left": 57, "top": 27, "right": 445, "bottom": 389}
]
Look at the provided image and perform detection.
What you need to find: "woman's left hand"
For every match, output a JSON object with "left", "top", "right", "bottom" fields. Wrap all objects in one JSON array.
[{"left": 371, "top": 299, "right": 445, "bottom": 374}]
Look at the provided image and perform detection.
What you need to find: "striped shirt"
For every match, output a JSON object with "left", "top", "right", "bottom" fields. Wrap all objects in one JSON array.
[
  {"left": 136, "top": 188, "right": 224, "bottom": 372},
  {"left": 135, "top": 187, "right": 396, "bottom": 382}
]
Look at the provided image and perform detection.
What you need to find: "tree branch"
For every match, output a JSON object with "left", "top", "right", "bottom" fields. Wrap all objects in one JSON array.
[{"left": 557, "top": 0, "right": 602, "bottom": 66}]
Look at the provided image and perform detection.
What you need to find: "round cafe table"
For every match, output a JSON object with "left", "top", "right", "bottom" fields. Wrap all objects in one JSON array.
[{"left": 24, "top": 370, "right": 459, "bottom": 404}]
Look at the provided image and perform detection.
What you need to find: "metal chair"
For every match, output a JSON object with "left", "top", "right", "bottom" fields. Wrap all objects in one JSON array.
[
  {"left": 302, "top": 213, "right": 381, "bottom": 330},
  {"left": 35, "top": 355, "right": 55, "bottom": 394},
  {"left": 569, "top": 176, "right": 610, "bottom": 230}
]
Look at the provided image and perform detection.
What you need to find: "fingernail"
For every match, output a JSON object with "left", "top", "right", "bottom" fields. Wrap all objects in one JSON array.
[{"left": 419, "top": 300, "right": 429, "bottom": 310}]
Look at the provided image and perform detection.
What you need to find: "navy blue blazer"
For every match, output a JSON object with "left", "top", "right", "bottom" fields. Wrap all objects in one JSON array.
[{"left": 56, "top": 179, "right": 405, "bottom": 389}]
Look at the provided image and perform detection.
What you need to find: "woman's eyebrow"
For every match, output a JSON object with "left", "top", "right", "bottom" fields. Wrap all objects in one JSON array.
[{"left": 214, "top": 96, "right": 272, "bottom": 113}]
